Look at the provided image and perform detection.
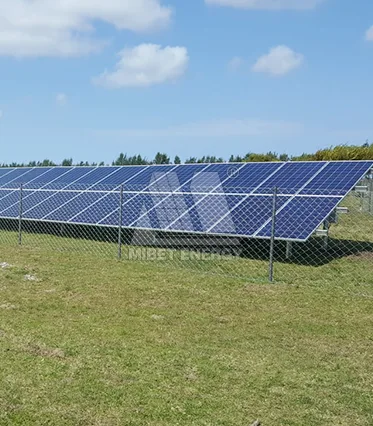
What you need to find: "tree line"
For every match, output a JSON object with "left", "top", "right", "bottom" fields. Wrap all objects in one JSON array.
[{"left": 2, "top": 142, "right": 373, "bottom": 168}]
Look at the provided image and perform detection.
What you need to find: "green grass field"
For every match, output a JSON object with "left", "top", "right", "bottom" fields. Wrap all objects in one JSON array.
[{"left": 0, "top": 201, "right": 373, "bottom": 425}]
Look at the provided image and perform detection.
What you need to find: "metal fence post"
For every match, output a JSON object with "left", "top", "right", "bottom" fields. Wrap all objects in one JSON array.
[
  {"left": 118, "top": 185, "right": 124, "bottom": 259},
  {"left": 269, "top": 187, "right": 278, "bottom": 282},
  {"left": 18, "top": 183, "right": 23, "bottom": 245}
]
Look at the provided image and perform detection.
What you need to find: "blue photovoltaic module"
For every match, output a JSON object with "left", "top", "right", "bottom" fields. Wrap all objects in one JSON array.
[{"left": 0, "top": 161, "right": 371, "bottom": 241}]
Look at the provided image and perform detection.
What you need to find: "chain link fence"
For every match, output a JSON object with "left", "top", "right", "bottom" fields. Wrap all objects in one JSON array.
[{"left": 0, "top": 181, "right": 373, "bottom": 286}]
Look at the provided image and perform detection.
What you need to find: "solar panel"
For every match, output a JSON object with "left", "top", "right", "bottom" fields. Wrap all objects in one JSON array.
[{"left": 0, "top": 161, "right": 372, "bottom": 242}]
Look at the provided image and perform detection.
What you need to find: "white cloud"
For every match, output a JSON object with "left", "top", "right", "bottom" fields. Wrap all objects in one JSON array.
[
  {"left": 228, "top": 56, "right": 244, "bottom": 71},
  {"left": 93, "top": 44, "right": 189, "bottom": 88},
  {"left": 205, "top": 0, "right": 323, "bottom": 10},
  {"left": 365, "top": 26, "right": 373, "bottom": 41},
  {"left": 0, "top": 0, "right": 171, "bottom": 57},
  {"left": 56, "top": 93, "right": 68, "bottom": 106},
  {"left": 252, "top": 45, "right": 304, "bottom": 76},
  {"left": 96, "top": 118, "right": 303, "bottom": 138}
]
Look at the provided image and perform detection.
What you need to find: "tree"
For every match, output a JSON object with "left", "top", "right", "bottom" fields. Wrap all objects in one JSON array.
[
  {"left": 229, "top": 155, "right": 244, "bottom": 163},
  {"left": 62, "top": 158, "right": 73, "bottom": 166},
  {"left": 135, "top": 155, "right": 148, "bottom": 165},
  {"left": 76, "top": 161, "right": 90, "bottom": 167},
  {"left": 154, "top": 152, "right": 170, "bottom": 164},
  {"left": 245, "top": 152, "right": 279, "bottom": 162},
  {"left": 114, "top": 153, "right": 127, "bottom": 166},
  {"left": 174, "top": 155, "right": 181, "bottom": 164},
  {"left": 38, "top": 159, "right": 56, "bottom": 167},
  {"left": 185, "top": 157, "right": 197, "bottom": 164},
  {"left": 362, "top": 140, "right": 370, "bottom": 148},
  {"left": 112, "top": 153, "right": 149, "bottom": 166}
]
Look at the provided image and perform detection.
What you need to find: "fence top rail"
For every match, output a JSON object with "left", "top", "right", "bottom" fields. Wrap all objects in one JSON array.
[{"left": 0, "top": 185, "right": 355, "bottom": 198}]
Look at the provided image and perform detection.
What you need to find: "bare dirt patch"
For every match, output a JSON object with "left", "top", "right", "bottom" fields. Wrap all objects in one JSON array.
[
  {"left": 346, "top": 251, "right": 373, "bottom": 261},
  {"left": 24, "top": 274, "right": 39, "bottom": 282},
  {"left": 25, "top": 344, "right": 65, "bottom": 359}
]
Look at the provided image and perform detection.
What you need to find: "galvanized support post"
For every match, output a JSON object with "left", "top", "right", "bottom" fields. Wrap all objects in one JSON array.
[
  {"left": 322, "top": 219, "right": 329, "bottom": 250},
  {"left": 18, "top": 183, "right": 23, "bottom": 245},
  {"left": 286, "top": 241, "right": 293, "bottom": 259},
  {"left": 269, "top": 187, "right": 278, "bottom": 282},
  {"left": 117, "top": 185, "right": 124, "bottom": 259},
  {"left": 369, "top": 175, "right": 373, "bottom": 214}
]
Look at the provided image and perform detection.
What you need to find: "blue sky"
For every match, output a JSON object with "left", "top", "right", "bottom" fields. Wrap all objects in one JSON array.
[{"left": 1, "top": 0, "right": 373, "bottom": 164}]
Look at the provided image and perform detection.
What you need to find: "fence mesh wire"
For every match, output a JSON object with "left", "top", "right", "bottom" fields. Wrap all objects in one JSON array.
[{"left": 0, "top": 180, "right": 373, "bottom": 286}]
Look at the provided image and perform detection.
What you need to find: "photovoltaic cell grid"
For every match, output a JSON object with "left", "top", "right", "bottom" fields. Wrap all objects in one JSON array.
[{"left": 0, "top": 161, "right": 371, "bottom": 242}]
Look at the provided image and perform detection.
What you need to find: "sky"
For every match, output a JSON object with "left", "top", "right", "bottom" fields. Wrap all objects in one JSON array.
[{"left": 0, "top": 0, "right": 373, "bottom": 164}]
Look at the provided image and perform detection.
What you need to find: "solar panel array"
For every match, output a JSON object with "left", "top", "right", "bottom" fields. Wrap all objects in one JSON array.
[{"left": 0, "top": 161, "right": 371, "bottom": 241}]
